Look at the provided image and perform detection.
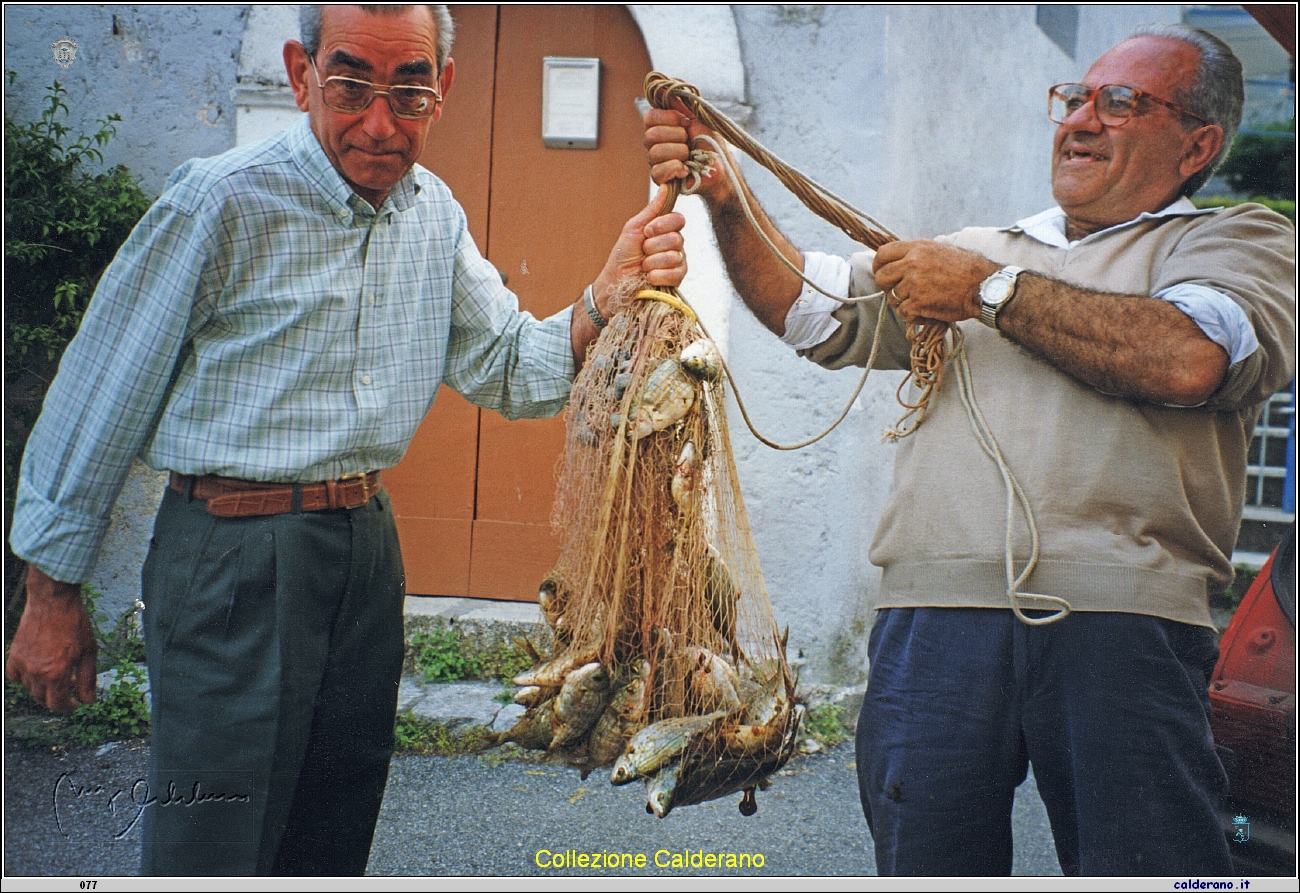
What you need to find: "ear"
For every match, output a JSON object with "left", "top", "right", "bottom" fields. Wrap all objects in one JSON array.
[
  {"left": 430, "top": 57, "right": 455, "bottom": 124},
  {"left": 284, "top": 40, "right": 312, "bottom": 113},
  {"left": 1179, "top": 123, "right": 1224, "bottom": 181}
]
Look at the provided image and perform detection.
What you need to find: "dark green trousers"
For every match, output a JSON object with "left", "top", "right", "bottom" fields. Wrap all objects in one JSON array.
[{"left": 140, "top": 485, "right": 405, "bottom": 876}]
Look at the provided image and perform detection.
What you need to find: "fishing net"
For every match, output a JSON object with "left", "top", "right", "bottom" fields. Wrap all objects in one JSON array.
[{"left": 493, "top": 282, "right": 800, "bottom": 818}]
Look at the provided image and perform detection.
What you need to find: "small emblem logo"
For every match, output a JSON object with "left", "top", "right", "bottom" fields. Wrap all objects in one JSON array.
[
  {"left": 1232, "top": 813, "right": 1250, "bottom": 843},
  {"left": 51, "top": 37, "right": 78, "bottom": 69}
]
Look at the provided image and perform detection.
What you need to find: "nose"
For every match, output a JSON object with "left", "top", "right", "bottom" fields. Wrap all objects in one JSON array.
[
  {"left": 360, "top": 93, "right": 398, "bottom": 141},
  {"left": 1061, "top": 96, "right": 1104, "bottom": 133}
]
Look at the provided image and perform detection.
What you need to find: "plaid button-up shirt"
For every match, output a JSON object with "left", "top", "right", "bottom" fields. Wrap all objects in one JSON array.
[{"left": 12, "top": 117, "right": 575, "bottom": 581}]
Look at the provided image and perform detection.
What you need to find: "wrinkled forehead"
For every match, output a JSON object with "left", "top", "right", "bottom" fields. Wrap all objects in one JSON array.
[
  {"left": 1083, "top": 36, "right": 1200, "bottom": 97},
  {"left": 318, "top": 5, "right": 439, "bottom": 73}
]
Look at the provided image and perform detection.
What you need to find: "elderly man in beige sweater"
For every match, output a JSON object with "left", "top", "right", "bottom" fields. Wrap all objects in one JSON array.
[{"left": 644, "top": 23, "right": 1294, "bottom": 876}]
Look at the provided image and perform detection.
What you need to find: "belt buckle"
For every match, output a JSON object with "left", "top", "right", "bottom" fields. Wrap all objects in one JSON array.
[{"left": 337, "top": 472, "right": 370, "bottom": 510}]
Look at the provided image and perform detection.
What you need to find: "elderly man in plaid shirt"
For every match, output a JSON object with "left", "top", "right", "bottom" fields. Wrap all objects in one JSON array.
[{"left": 7, "top": 5, "right": 686, "bottom": 876}]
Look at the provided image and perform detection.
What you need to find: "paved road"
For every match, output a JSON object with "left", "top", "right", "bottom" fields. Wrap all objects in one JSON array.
[{"left": 4, "top": 737, "right": 1063, "bottom": 877}]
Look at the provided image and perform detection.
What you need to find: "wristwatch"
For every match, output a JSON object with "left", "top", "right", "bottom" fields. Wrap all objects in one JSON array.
[
  {"left": 583, "top": 283, "right": 608, "bottom": 329},
  {"left": 978, "top": 265, "right": 1025, "bottom": 329}
]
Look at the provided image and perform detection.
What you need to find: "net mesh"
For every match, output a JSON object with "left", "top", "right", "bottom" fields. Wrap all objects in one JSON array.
[{"left": 495, "top": 290, "right": 800, "bottom": 818}]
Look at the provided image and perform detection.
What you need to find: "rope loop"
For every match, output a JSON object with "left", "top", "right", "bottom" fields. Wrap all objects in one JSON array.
[{"left": 644, "top": 71, "right": 946, "bottom": 440}]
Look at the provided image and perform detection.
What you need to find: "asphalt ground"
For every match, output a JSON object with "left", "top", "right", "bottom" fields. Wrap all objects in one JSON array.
[{"left": 4, "top": 737, "right": 1064, "bottom": 877}]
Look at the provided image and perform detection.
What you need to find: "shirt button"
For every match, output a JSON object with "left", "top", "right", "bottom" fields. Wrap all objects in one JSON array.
[
  {"left": 361, "top": 375, "right": 372, "bottom": 386},
  {"left": 369, "top": 295, "right": 377, "bottom": 305}
]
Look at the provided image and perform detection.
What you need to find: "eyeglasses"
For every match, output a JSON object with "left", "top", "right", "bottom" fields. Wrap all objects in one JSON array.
[
  {"left": 309, "top": 55, "right": 442, "bottom": 120},
  {"left": 1048, "top": 83, "right": 1210, "bottom": 128}
]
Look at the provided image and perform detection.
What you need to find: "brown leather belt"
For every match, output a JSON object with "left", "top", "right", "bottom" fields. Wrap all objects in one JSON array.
[{"left": 169, "top": 471, "right": 383, "bottom": 518}]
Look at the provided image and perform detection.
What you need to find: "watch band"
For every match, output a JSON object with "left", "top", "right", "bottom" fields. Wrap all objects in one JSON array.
[
  {"left": 583, "top": 283, "right": 608, "bottom": 330},
  {"left": 979, "top": 265, "right": 1025, "bottom": 329}
]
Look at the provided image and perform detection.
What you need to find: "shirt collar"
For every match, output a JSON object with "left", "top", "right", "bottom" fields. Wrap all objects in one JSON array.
[
  {"left": 1003, "top": 197, "right": 1217, "bottom": 249},
  {"left": 287, "top": 116, "right": 419, "bottom": 221}
]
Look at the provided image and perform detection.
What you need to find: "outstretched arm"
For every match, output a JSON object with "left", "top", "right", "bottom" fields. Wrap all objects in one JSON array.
[
  {"left": 872, "top": 239, "right": 1229, "bottom": 405},
  {"left": 644, "top": 107, "right": 804, "bottom": 335}
]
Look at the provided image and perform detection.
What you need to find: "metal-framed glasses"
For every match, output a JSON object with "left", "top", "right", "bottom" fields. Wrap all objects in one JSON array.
[
  {"left": 1048, "top": 83, "right": 1210, "bottom": 128},
  {"left": 310, "top": 55, "right": 442, "bottom": 120}
]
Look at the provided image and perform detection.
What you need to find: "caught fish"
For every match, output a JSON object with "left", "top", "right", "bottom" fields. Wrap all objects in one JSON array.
[
  {"left": 686, "top": 646, "right": 742, "bottom": 715},
  {"left": 679, "top": 339, "right": 722, "bottom": 381},
  {"left": 512, "top": 685, "right": 555, "bottom": 708},
  {"left": 742, "top": 667, "right": 792, "bottom": 728},
  {"left": 587, "top": 672, "right": 647, "bottom": 766},
  {"left": 513, "top": 648, "right": 594, "bottom": 688},
  {"left": 627, "top": 359, "right": 696, "bottom": 439},
  {"left": 703, "top": 544, "right": 740, "bottom": 648},
  {"left": 538, "top": 573, "right": 569, "bottom": 631},
  {"left": 492, "top": 699, "right": 556, "bottom": 751},
  {"left": 673, "top": 703, "right": 804, "bottom": 809},
  {"left": 645, "top": 761, "right": 682, "bottom": 818},
  {"left": 551, "top": 662, "right": 613, "bottom": 748},
  {"left": 610, "top": 711, "right": 727, "bottom": 785},
  {"left": 671, "top": 441, "right": 699, "bottom": 510}
]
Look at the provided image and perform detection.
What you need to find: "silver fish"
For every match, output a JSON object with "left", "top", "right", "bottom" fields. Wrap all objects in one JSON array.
[
  {"left": 679, "top": 339, "right": 722, "bottom": 381},
  {"left": 627, "top": 359, "right": 696, "bottom": 439},
  {"left": 645, "top": 761, "right": 682, "bottom": 818},
  {"left": 551, "top": 662, "right": 612, "bottom": 748},
  {"left": 610, "top": 711, "right": 727, "bottom": 785}
]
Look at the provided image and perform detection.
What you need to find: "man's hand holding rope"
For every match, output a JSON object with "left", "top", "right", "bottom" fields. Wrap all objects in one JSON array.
[{"left": 873, "top": 240, "right": 1000, "bottom": 325}]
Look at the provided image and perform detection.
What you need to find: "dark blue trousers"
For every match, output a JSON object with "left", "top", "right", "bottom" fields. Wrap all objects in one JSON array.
[
  {"left": 856, "top": 607, "right": 1233, "bottom": 876},
  {"left": 140, "top": 486, "right": 406, "bottom": 876}
]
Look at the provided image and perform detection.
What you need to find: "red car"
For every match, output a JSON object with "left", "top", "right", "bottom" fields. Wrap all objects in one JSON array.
[{"left": 1210, "top": 530, "right": 1296, "bottom": 875}]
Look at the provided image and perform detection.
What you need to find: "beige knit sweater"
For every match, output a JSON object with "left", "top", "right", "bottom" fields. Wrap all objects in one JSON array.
[{"left": 800, "top": 204, "right": 1296, "bottom": 627}]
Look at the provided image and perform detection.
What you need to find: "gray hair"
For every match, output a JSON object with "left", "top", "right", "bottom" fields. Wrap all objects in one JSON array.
[
  {"left": 1127, "top": 22, "right": 1244, "bottom": 196},
  {"left": 300, "top": 5, "right": 455, "bottom": 74}
]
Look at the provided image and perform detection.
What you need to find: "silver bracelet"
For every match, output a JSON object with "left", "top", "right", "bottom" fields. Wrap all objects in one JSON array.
[{"left": 583, "top": 283, "right": 608, "bottom": 329}]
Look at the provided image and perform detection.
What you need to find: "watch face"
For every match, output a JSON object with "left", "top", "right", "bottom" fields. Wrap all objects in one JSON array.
[{"left": 982, "top": 275, "right": 1012, "bottom": 305}]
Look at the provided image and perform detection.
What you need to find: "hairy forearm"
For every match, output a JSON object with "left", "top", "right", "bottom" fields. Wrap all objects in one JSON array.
[
  {"left": 997, "top": 273, "right": 1230, "bottom": 406},
  {"left": 702, "top": 171, "right": 805, "bottom": 336}
]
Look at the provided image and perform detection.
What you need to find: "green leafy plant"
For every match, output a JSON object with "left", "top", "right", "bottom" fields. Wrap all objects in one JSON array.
[
  {"left": 392, "top": 712, "right": 488, "bottom": 756},
  {"left": 412, "top": 628, "right": 480, "bottom": 683},
  {"left": 477, "top": 641, "right": 532, "bottom": 682},
  {"left": 802, "top": 702, "right": 850, "bottom": 748},
  {"left": 65, "top": 658, "right": 150, "bottom": 745},
  {"left": 409, "top": 627, "right": 534, "bottom": 683},
  {"left": 4, "top": 73, "right": 151, "bottom": 365}
]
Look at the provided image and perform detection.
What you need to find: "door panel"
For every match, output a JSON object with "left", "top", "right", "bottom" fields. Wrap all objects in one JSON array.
[
  {"left": 471, "top": 5, "right": 653, "bottom": 600},
  {"left": 389, "top": 5, "right": 652, "bottom": 600},
  {"left": 386, "top": 4, "right": 499, "bottom": 596}
]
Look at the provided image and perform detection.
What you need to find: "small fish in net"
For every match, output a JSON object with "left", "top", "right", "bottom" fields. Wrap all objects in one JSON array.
[{"left": 490, "top": 285, "right": 800, "bottom": 817}]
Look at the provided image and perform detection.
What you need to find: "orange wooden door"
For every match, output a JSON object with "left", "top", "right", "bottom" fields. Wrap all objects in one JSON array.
[{"left": 386, "top": 5, "right": 652, "bottom": 600}]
